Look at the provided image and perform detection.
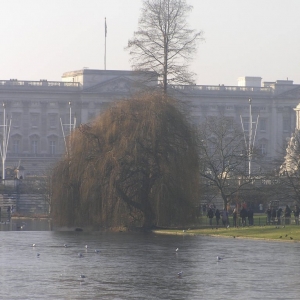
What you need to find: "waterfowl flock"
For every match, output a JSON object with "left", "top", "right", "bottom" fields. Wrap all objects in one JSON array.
[{"left": 30, "top": 242, "right": 102, "bottom": 282}]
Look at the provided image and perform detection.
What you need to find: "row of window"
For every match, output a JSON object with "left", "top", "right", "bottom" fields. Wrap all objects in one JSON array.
[
  {"left": 11, "top": 140, "right": 57, "bottom": 155},
  {"left": 203, "top": 116, "right": 288, "bottom": 133},
  {"left": 206, "top": 138, "right": 268, "bottom": 156},
  {"left": 0, "top": 113, "right": 76, "bottom": 129},
  {"left": 0, "top": 112, "right": 98, "bottom": 129},
  {"left": 241, "top": 117, "right": 291, "bottom": 132}
]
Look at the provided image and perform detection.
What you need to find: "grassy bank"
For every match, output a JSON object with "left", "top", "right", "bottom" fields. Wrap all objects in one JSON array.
[{"left": 153, "top": 225, "right": 300, "bottom": 242}]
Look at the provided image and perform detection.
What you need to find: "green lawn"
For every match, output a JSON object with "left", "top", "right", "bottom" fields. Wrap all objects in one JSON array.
[{"left": 153, "top": 225, "right": 300, "bottom": 242}]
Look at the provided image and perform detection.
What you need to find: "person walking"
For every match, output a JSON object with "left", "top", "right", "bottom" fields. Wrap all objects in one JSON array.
[
  {"left": 222, "top": 210, "right": 228, "bottom": 227},
  {"left": 207, "top": 206, "right": 214, "bottom": 228},
  {"left": 284, "top": 205, "right": 291, "bottom": 225},
  {"left": 248, "top": 208, "right": 254, "bottom": 226},
  {"left": 240, "top": 207, "right": 247, "bottom": 226}
]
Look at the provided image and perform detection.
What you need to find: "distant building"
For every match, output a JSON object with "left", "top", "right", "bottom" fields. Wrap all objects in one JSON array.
[{"left": 0, "top": 69, "right": 299, "bottom": 176}]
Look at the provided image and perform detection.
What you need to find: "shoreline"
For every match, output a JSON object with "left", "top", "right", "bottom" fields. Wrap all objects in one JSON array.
[
  {"left": 11, "top": 216, "right": 50, "bottom": 220},
  {"left": 5, "top": 217, "right": 300, "bottom": 242},
  {"left": 152, "top": 225, "right": 300, "bottom": 242}
]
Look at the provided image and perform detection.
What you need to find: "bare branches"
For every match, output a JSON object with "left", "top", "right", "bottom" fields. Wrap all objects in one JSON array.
[
  {"left": 126, "top": 0, "right": 204, "bottom": 93},
  {"left": 279, "top": 130, "right": 300, "bottom": 204},
  {"left": 198, "top": 116, "right": 250, "bottom": 209}
]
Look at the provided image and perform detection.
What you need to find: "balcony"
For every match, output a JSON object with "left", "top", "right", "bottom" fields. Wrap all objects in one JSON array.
[
  {"left": 6, "top": 153, "right": 63, "bottom": 159},
  {"left": 0, "top": 79, "right": 80, "bottom": 90},
  {"left": 170, "top": 84, "right": 273, "bottom": 97}
]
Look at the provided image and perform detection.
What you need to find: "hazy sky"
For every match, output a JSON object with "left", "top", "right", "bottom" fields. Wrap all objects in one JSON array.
[{"left": 1, "top": 0, "right": 299, "bottom": 86}]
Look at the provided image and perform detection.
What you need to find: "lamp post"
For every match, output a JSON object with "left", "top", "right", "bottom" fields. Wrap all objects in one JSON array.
[
  {"left": 240, "top": 98, "right": 259, "bottom": 177},
  {"left": 0, "top": 103, "right": 12, "bottom": 180},
  {"left": 248, "top": 98, "right": 253, "bottom": 176},
  {"left": 60, "top": 101, "right": 76, "bottom": 155}
]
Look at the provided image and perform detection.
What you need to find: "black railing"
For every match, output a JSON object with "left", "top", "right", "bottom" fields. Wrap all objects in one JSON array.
[{"left": 199, "top": 216, "right": 299, "bottom": 227}]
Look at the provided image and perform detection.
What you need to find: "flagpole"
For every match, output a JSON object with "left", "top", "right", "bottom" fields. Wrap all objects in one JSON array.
[{"left": 104, "top": 17, "right": 107, "bottom": 70}]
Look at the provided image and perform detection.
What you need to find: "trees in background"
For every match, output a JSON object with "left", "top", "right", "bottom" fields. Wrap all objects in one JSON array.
[
  {"left": 51, "top": 93, "right": 200, "bottom": 229},
  {"left": 278, "top": 130, "right": 300, "bottom": 204},
  {"left": 198, "top": 116, "right": 250, "bottom": 210},
  {"left": 197, "top": 115, "right": 289, "bottom": 212},
  {"left": 126, "top": 0, "right": 203, "bottom": 93}
]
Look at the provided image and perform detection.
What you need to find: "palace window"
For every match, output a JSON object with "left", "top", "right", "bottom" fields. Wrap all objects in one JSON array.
[
  {"left": 30, "top": 134, "right": 39, "bottom": 154},
  {"left": 48, "top": 135, "right": 58, "bottom": 155},
  {"left": 13, "top": 140, "right": 20, "bottom": 154},
  {"left": 31, "top": 113, "right": 40, "bottom": 128},
  {"left": 31, "top": 140, "right": 38, "bottom": 154},
  {"left": 48, "top": 113, "right": 57, "bottom": 128},
  {"left": 259, "top": 118, "right": 266, "bottom": 132},
  {"left": 260, "top": 144, "right": 267, "bottom": 155},
  {"left": 283, "top": 118, "right": 290, "bottom": 132},
  {"left": 49, "top": 141, "right": 56, "bottom": 154},
  {"left": 12, "top": 112, "right": 21, "bottom": 128},
  {"left": 259, "top": 141, "right": 267, "bottom": 155}
]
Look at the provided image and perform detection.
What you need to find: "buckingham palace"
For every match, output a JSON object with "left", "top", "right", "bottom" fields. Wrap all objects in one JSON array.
[{"left": 0, "top": 68, "right": 300, "bottom": 177}]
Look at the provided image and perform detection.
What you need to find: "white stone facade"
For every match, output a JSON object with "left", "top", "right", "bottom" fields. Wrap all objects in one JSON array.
[{"left": 0, "top": 69, "right": 299, "bottom": 176}]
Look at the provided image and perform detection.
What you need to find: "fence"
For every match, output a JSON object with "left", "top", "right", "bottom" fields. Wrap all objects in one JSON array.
[{"left": 198, "top": 215, "right": 300, "bottom": 227}]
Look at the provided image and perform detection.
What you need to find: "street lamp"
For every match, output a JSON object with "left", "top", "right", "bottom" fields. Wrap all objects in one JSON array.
[
  {"left": 240, "top": 98, "right": 259, "bottom": 177},
  {"left": 60, "top": 101, "right": 76, "bottom": 155},
  {"left": 0, "top": 103, "right": 12, "bottom": 180}
]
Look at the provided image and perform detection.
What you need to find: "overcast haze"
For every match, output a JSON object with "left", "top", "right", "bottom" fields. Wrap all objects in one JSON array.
[{"left": 1, "top": 0, "right": 299, "bottom": 86}]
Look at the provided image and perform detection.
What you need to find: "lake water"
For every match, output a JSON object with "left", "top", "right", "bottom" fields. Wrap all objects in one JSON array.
[{"left": 0, "top": 221, "right": 300, "bottom": 299}]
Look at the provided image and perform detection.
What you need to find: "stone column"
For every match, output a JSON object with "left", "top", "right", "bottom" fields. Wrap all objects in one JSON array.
[{"left": 293, "top": 103, "right": 300, "bottom": 130}]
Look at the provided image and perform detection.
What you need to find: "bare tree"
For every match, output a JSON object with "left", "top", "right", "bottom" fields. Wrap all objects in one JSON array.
[
  {"left": 198, "top": 116, "right": 250, "bottom": 210},
  {"left": 126, "top": 0, "right": 203, "bottom": 94},
  {"left": 51, "top": 92, "right": 200, "bottom": 229},
  {"left": 279, "top": 130, "right": 300, "bottom": 204}
]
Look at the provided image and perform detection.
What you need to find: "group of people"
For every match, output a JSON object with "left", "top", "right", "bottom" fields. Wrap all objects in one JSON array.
[
  {"left": 266, "top": 204, "right": 300, "bottom": 225},
  {"left": 206, "top": 203, "right": 300, "bottom": 227},
  {"left": 206, "top": 206, "right": 229, "bottom": 227},
  {"left": 206, "top": 205, "right": 254, "bottom": 228},
  {"left": 237, "top": 207, "right": 254, "bottom": 227}
]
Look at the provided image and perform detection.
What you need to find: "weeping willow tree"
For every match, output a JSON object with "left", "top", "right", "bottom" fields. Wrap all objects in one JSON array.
[{"left": 51, "top": 92, "right": 200, "bottom": 229}]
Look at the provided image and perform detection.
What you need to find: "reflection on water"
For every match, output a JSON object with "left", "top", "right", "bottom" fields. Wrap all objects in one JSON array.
[
  {"left": 0, "top": 218, "right": 52, "bottom": 231},
  {"left": 0, "top": 226, "right": 299, "bottom": 299}
]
